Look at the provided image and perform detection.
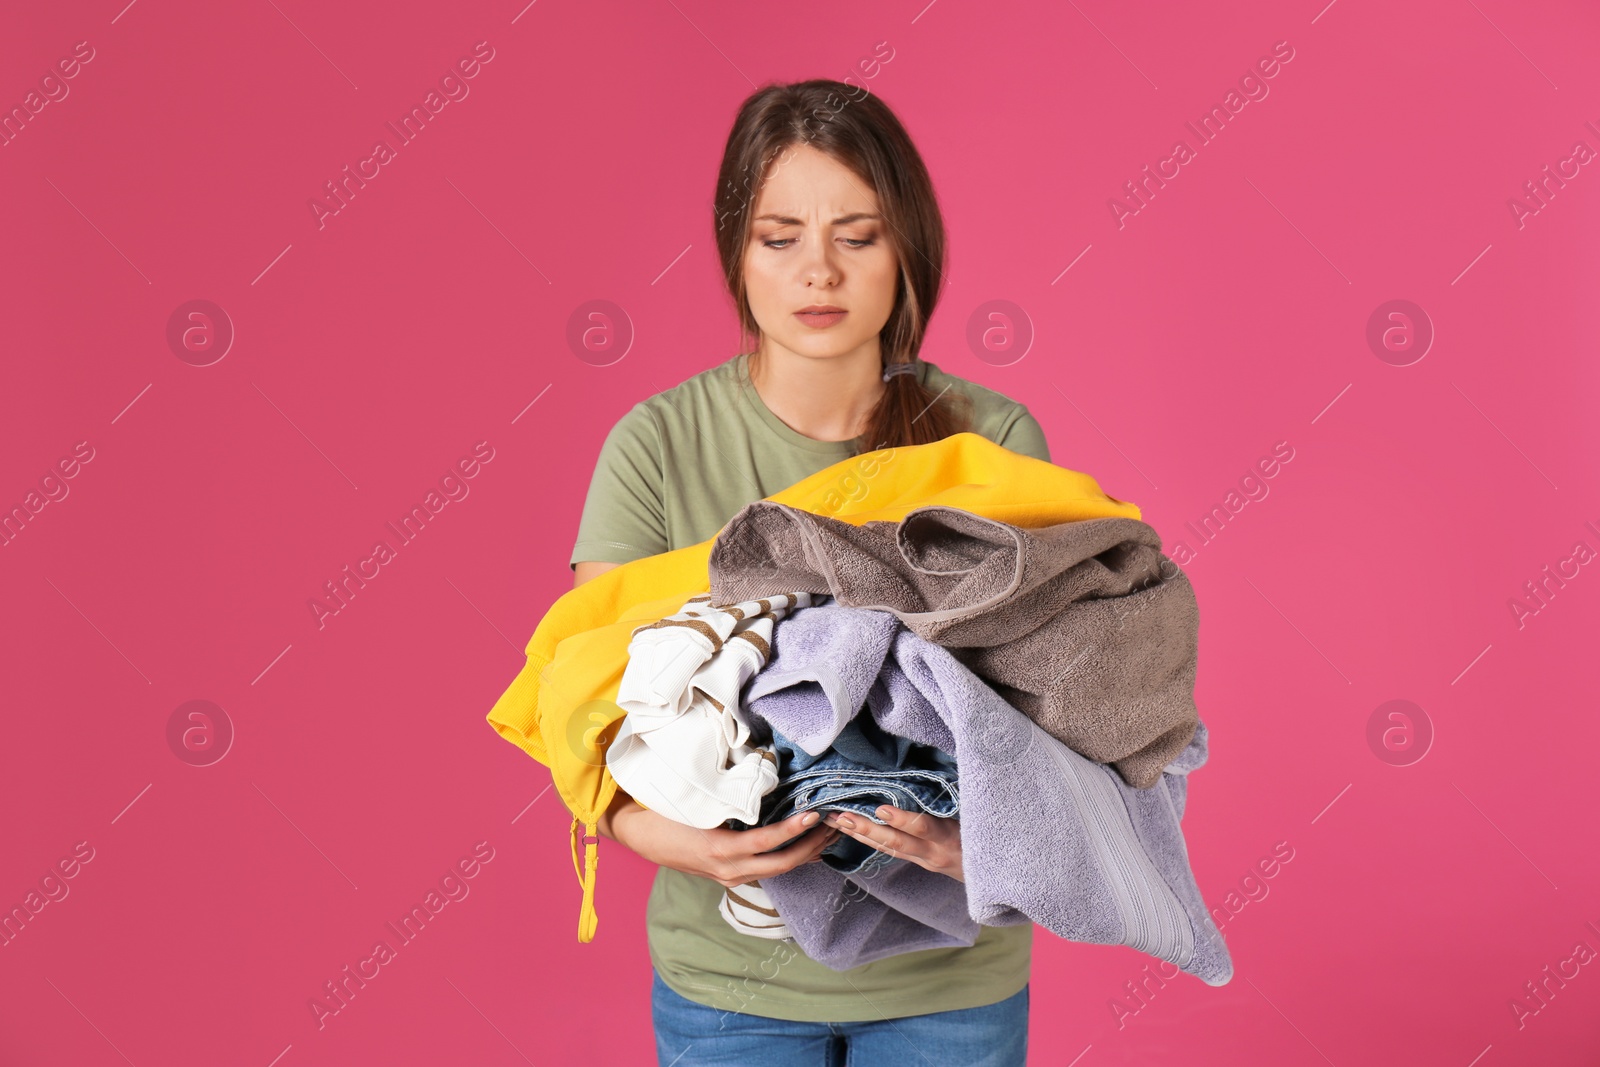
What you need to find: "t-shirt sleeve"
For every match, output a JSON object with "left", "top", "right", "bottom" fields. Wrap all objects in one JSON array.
[
  {"left": 994, "top": 407, "right": 1051, "bottom": 464},
  {"left": 568, "top": 404, "right": 669, "bottom": 569}
]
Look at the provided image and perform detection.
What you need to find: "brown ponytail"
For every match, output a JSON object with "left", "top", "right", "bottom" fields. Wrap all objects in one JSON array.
[{"left": 713, "top": 78, "right": 973, "bottom": 455}]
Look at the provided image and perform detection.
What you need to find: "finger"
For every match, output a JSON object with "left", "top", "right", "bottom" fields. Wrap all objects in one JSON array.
[
  {"left": 735, "top": 827, "right": 838, "bottom": 884},
  {"left": 881, "top": 807, "right": 938, "bottom": 840},
  {"left": 733, "top": 826, "right": 840, "bottom": 881},
  {"left": 739, "top": 810, "right": 829, "bottom": 853},
  {"left": 825, "top": 807, "right": 913, "bottom": 838},
  {"left": 828, "top": 812, "right": 918, "bottom": 862},
  {"left": 715, "top": 814, "right": 834, "bottom": 863},
  {"left": 836, "top": 806, "right": 950, "bottom": 844},
  {"left": 741, "top": 819, "right": 836, "bottom": 863},
  {"left": 702, "top": 816, "right": 822, "bottom": 882}
]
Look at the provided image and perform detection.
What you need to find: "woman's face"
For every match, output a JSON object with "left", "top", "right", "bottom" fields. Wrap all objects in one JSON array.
[{"left": 743, "top": 142, "right": 900, "bottom": 366}]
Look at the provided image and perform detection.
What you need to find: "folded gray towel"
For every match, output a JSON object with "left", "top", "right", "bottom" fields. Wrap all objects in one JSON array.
[
  {"left": 744, "top": 602, "right": 1234, "bottom": 986},
  {"left": 712, "top": 502, "right": 1199, "bottom": 788}
]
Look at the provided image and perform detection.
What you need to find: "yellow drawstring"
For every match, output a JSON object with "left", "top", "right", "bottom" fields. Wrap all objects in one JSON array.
[{"left": 570, "top": 813, "right": 600, "bottom": 942}]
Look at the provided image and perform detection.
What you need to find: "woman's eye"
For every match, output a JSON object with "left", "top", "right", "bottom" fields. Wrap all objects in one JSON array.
[{"left": 760, "top": 237, "right": 877, "bottom": 249}]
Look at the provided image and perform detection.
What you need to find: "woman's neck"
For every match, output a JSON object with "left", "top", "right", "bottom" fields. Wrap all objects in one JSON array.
[{"left": 747, "top": 344, "right": 887, "bottom": 443}]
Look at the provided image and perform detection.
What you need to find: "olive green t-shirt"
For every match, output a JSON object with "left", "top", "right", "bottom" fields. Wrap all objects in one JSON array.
[{"left": 569, "top": 351, "right": 1048, "bottom": 1023}]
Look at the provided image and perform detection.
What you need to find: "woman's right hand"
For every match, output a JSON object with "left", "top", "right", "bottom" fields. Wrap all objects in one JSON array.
[{"left": 606, "top": 797, "right": 841, "bottom": 888}]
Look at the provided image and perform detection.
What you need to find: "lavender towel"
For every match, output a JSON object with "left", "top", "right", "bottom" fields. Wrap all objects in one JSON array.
[
  {"left": 743, "top": 602, "right": 1233, "bottom": 986},
  {"left": 710, "top": 501, "right": 1199, "bottom": 789}
]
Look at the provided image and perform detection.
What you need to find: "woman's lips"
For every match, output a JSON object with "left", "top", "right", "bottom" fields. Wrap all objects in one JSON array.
[{"left": 795, "top": 310, "right": 847, "bottom": 328}]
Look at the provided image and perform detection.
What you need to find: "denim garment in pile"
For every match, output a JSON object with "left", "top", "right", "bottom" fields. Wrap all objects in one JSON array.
[{"left": 750, "top": 712, "right": 960, "bottom": 876}]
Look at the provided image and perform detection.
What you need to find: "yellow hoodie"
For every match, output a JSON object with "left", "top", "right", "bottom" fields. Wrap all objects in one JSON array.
[{"left": 486, "top": 431, "right": 1142, "bottom": 942}]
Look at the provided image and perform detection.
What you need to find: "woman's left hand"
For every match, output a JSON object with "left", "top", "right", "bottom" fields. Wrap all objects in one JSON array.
[{"left": 823, "top": 806, "right": 963, "bottom": 882}]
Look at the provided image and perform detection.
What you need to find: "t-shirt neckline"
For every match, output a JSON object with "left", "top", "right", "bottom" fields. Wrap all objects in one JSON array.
[{"left": 732, "top": 351, "right": 931, "bottom": 456}]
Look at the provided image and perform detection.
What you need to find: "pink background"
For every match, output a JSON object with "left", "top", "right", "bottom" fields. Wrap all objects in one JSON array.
[{"left": 3, "top": 0, "right": 1599, "bottom": 1063}]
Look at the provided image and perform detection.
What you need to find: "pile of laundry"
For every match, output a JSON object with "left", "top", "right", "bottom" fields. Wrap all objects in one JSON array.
[
  {"left": 606, "top": 500, "right": 1233, "bottom": 986},
  {"left": 483, "top": 432, "right": 1233, "bottom": 986}
]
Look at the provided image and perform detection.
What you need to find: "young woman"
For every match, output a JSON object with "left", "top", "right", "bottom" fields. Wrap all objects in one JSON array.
[{"left": 570, "top": 79, "right": 1050, "bottom": 1067}]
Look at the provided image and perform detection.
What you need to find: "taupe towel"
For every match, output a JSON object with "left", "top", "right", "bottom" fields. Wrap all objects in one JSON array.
[{"left": 709, "top": 502, "right": 1199, "bottom": 789}]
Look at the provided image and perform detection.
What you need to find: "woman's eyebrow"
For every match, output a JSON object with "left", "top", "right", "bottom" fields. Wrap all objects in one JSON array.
[{"left": 754, "top": 212, "right": 881, "bottom": 225}]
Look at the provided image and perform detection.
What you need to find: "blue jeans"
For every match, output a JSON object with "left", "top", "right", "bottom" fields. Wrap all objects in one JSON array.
[
  {"left": 752, "top": 729, "right": 960, "bottom": 875},
  {"left": 651, "top": 969, "right": 1029, "bottom": 1066},
  {"left": 774, "top": 703, "right": 946, "bottom": 774}
]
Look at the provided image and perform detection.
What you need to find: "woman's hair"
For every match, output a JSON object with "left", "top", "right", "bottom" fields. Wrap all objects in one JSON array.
[{"left": 712, "top": 78, "right": 973, "bottom": 454}]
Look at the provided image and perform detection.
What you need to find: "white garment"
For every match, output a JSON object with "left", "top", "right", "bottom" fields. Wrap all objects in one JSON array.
[
  {"left": 718, "top": 880, "right": 792, "bottom": 940},
  {"left": 606, "top": 591, "right": 813, "bottom": 830}
]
